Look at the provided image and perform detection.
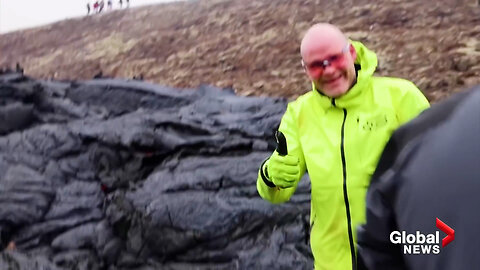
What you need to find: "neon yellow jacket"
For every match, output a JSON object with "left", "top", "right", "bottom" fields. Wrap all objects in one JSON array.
[{"left": 257, "top": 41, "right": 430, "bottom": 270}]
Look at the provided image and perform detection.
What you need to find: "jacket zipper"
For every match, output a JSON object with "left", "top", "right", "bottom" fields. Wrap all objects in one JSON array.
[{"left": 338, "top": 104, "right": 356, "bottom": 270}]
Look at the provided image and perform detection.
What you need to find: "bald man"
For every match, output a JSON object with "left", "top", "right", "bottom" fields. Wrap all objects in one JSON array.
[{"left": 256, "top": 23, "right": 430, "bottom": 269}]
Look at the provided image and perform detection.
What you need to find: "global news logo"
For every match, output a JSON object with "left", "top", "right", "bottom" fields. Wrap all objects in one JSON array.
[{"left": 389, "top": 218, "right": 455, "bottom": 255}]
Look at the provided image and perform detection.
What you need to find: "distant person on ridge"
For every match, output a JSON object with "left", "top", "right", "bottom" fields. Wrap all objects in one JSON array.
[
  {"left": 15, "top": 63, "right": 23, "bottom": 74},
  {"left": 87, "top": 2, "right": 91, "bottom": 15},
  {"left": 99, "top": 0, "right": 105, "bottom": 12},
  {"left": 256, "top": 23, "right": 430, "bottom": 269},
  {"left": 119, "top": 0, "right": 123, "bottom": 8},
  {"left": 107, "top": 0, "right": 112, "bottom": 10},
  {"left": 93, "top": 1, "right": 99, "bottom": 13}
]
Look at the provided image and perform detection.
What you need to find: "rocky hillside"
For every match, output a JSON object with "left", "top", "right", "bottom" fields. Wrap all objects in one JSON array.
[{"left": 1, "top": 0, "right": 480, "bottom": 101}]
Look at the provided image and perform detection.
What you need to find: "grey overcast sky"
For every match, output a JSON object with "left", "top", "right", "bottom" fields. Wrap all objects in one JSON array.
[{"left": 0, "top": 0, "right": 179, "bottom": 34}]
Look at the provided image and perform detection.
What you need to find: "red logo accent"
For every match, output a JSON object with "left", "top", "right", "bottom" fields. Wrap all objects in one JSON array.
[{"left": 436, "top": 218, "right": 455, "bottom": 247}]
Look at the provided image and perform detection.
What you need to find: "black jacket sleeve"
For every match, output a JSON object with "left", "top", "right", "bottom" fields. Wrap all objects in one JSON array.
[{"left": 357, "top": 88, "right": 475, "bottom": 270}]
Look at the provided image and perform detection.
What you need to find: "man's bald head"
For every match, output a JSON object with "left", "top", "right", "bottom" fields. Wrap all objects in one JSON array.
[{"left": 300, "top": 23, "right": 348, "bottom": 60}]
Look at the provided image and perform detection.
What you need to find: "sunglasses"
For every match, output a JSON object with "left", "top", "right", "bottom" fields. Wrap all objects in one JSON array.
[{"left": 302, "top": 44, "right": 350, "bottom": 75}]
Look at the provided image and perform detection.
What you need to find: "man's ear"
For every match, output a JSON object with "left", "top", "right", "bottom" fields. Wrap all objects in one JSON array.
[
  {"left": 349, "top": 44, "right": 357, "bottom": 61},
  {"left": 301, "top": 59, "right": 308, "bottom": 74}
]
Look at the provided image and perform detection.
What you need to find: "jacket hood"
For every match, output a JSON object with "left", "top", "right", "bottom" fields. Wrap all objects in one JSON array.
[{"left": 351, "top": 40, "right": 377, "bottom": 80}]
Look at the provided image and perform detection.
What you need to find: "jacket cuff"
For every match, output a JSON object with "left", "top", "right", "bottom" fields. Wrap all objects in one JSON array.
[{"left": 260, "top": 158, "right": 276, "bottom": 188}]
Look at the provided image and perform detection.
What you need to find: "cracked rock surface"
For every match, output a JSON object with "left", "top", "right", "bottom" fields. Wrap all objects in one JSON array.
[{"left": 0, "top": 71, "right": 312, "bottom": 269}]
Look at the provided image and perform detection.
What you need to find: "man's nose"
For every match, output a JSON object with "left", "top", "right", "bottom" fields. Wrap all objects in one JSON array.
[{"left": 322, "top": 64, "right": 336, "bottom": 76}]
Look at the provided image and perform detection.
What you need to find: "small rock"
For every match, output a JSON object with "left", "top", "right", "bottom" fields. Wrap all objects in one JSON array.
[
  {"left": 253, "top": 82, "right": 264, "bottom": 89},
  {"left": 475, "top": 42, "right": 480, "bottom": 52}
]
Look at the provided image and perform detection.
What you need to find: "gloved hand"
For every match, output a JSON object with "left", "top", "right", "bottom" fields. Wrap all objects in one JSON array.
[{"left": 264, "top": 151, "right": 300, "bottom": 189}]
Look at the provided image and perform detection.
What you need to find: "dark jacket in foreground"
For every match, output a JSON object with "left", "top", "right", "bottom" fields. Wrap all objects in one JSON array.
[{"left": 357, "top": 86, "right": 480, "bottom": 270}]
